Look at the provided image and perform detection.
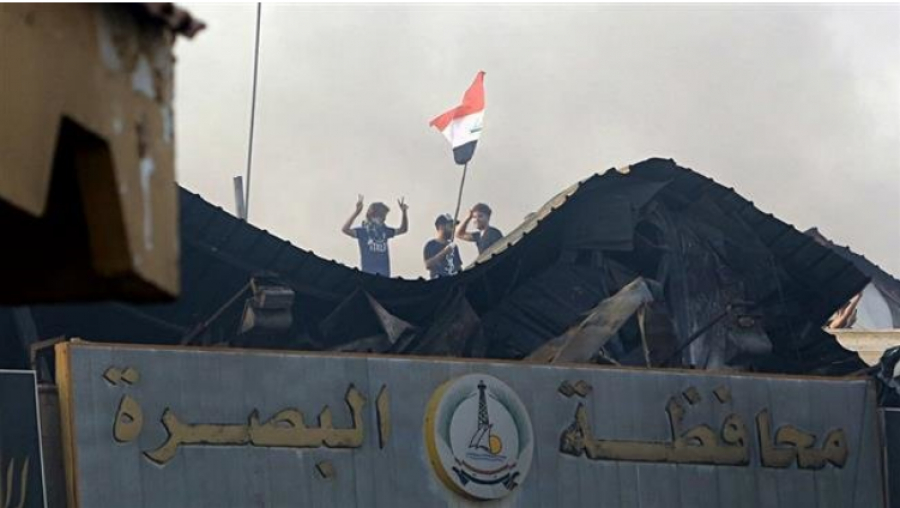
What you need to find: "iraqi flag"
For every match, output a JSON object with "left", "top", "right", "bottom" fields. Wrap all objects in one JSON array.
[{"left": 429, "top": 71, "right": 485, "bottom": 165}]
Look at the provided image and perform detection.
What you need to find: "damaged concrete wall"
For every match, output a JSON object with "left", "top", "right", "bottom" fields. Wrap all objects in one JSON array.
[{"left": 0, "top": 4, "right": 188, "bottom": 303}]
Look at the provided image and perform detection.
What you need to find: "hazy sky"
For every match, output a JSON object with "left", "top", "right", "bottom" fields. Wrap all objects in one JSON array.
[{"left": 174, "top": 3, "right": 900, "bottom": 279}]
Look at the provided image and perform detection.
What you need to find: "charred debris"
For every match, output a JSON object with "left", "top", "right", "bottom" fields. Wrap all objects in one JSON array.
[{"left": 6, "top": 158, "right": 870, "bottom": 377}]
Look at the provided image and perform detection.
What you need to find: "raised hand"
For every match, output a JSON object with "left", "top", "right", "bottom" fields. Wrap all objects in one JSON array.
[
  {"left": 355, "top": 194, "right": 364, "bottom": 214},
  {"left": 398, "top": 197, "right": 409, "bottom": 213}
]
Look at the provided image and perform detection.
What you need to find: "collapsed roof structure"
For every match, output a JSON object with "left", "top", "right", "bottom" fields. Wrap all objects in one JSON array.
[
  {"left": 807, "top": 227, "right": 900, "bottom": 331},
  {"left": 0, "top": 158, "right": 870, "bottom": 376}
]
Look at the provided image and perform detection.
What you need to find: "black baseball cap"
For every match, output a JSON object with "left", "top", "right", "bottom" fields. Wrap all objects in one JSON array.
[{"left": 434, "top": 213, "right": 454, "bottom": 227}]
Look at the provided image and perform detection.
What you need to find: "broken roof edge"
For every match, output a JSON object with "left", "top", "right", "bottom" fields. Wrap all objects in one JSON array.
[
  {"left": 179, "top": 156, "right": 868, "bottom": 317},
  {"left": 135, "top": 3, "right": 206, "bottom": 38},
  {"left": 474, "top": 157, "right": 868, "bottom": 314},
  {"left": 473, "top": 157, "right": 701, "bottom": 266},
  {"left": 177, "top": 184, "right": 430, "bottom": 284},
  {"left": 806, "top": 226, "right": 900, "bottom": 304}
]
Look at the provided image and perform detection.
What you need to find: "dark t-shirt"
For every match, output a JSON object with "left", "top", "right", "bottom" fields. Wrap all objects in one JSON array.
[
  {"left": 354, "top": 224, "right": 396, "bottom": 276},
  {"left": 472, "top": 226, "right": 503, "bottom": 254},
  {"left": 423, "top": 239, "right": 462, "bottom": 279}
]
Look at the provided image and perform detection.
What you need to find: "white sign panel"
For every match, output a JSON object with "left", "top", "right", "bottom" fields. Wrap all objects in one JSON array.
[{"left": 56, "top": 343, "right": 884, "bottom": 508}]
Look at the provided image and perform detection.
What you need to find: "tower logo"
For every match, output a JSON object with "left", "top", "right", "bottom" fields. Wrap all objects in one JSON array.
[{"left": 424, "top": 374, "right": 534, "bottom": 500}]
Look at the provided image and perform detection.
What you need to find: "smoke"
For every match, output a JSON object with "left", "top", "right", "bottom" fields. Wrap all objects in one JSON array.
[{"left": 175, "top": 3, "right": 900, "bottom": 279}]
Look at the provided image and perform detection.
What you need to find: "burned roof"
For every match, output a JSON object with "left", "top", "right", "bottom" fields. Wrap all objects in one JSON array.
[
  {"left": 1, "top": 158, "right": 869, "bottom": 376},
  {"left": 806, "top": 227, "right": 900, "bottom": 329},
  {"left": 806, "top": 227, "right": 900, "bottom": 308}
]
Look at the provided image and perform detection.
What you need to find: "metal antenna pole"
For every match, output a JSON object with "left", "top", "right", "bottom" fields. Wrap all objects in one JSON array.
[{"left": 243, "top": 2, "right": 262, "bottom": 221}]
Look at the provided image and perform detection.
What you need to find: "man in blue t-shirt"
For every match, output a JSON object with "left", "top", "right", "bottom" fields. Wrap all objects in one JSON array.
[
  {"left": 342, "top": 195, "right": 408, "bottom": 277},
  {"left": 456, "top": 202, "right": 503, "bottom": 255},
  {"left": 423, "top": 214, "right": 462, "bottom": 279}
]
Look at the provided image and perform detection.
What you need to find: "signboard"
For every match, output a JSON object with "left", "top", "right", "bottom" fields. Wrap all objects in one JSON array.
[
  {"left": 0, "top": 371, "right": 47, "bottom": 508},
  {"left": 56, "top": 343, "right": 884, "bottom": 508},
  {"left": 884, "top": 408, "right": 900, "bottom": 508}
]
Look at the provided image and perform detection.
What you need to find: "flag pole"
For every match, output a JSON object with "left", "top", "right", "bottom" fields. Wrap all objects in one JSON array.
[
  {"left": 451, "top": 162, "right": 470, "bottom": 232},
  {"left": 243, "top": 2, "right": 263, "bottom": 221}
]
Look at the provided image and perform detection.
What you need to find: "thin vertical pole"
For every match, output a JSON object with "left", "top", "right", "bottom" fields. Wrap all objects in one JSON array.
[
  {"left": 243, "top": 2, "right": 262, "bottom": 221},
  {"left": 233, "top": 176, "right": 247, "bottom": 220},
  {"left": 451, "top": 162, "right": 469, "bottom": 230}
]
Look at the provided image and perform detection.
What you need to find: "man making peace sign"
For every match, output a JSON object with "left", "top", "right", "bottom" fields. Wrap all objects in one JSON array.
[{"left": 342, "top": 195, "right": 409, "bottom": 277}]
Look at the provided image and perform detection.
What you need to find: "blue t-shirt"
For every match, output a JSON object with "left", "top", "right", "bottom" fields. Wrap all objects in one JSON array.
[
  {"left": 423, "top": 239, "right": 462, "bottom": 279},
  {"left": 472, "top": 226, "right": 503, "bottom": 254},
  {"left": 354, "top": 224, "right": 396, "bottom": 276}
]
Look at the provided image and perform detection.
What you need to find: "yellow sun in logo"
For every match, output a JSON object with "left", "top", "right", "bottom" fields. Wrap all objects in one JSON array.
[{"left": 488, "top": 435, "right": 503, "bottom": 455}]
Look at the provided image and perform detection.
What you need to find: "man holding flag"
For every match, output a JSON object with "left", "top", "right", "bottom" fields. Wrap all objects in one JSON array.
[
  {"left": 423, "top": 213, "right": 463, "bottom": 279},
  {"left": 426, "top": 71, "right": 487, "bottom": 278},
  {"left": 429, "top": 70, "right": 485, "bottom": 167}
]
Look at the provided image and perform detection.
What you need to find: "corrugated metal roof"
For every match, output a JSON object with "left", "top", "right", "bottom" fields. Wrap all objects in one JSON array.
[
  {"left": 165, "top": 158, "right": 869, "bottom": 363},
  {"left": 0, "top": 157, "right": 870, "bottom": 376},
  {"left": 807, "top": 227, "right": 900, "bottom": 310},
  {"left": 173, "top": 157, "right": 865, "bottom": 313},
  {"left": 473, "top": 179, "right": 583, "bottom": 263},
  {"left": 474, "top": 159, "right": 869, "bottom": 322}
]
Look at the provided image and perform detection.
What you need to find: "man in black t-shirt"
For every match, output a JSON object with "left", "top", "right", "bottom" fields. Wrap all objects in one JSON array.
[
  {"left": 342, "top": 195, "right": 409, "bottom": 277},
  {"left": 456, "top": 203, "right": 503, "bottom": 254},
  {"left": 424, "top": 214, "right": 462, "bottom": 279}
]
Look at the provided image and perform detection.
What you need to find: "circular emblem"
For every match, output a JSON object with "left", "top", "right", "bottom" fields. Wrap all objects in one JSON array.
[{"left": 424, "top": 374, "right": 534, "bottom": 500}]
